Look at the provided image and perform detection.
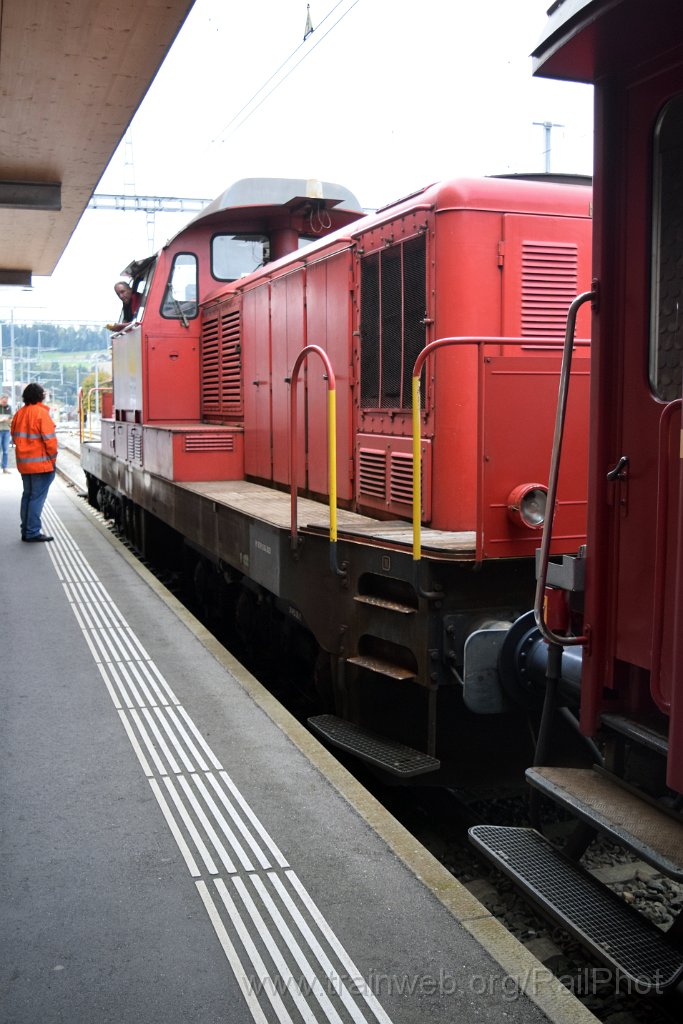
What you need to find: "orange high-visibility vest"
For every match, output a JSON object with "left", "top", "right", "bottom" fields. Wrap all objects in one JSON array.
[{"left": 11, "top": 402, "right": 58, "bottom": 474}]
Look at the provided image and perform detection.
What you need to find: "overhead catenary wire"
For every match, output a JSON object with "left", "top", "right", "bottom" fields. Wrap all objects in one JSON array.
[{"left": 210, "top": 0, "right": 362, "bottom": 146}]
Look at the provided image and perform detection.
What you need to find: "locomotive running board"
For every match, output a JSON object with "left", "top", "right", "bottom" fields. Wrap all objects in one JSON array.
[
  {"left": 469, "top": 825, "right": 683, "bottom": 992},
  {"left": 307, "top": 714, "right": 440, "bottom": 778}
]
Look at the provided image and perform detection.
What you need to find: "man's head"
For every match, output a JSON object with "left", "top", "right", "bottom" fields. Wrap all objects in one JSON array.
[
  {"left": 114, "top": 281, "right": 133, "bottom": 303},
  {"left": 22, "top": 383, "right": 45, "bottom": 405},
  {"left": 0, "top": 395, "right": 8, "bottom": 405}
]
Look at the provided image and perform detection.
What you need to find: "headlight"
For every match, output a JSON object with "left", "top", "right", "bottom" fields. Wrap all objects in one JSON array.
[{"left": 507, "top": 484, "right": 548, "bottom": 529}]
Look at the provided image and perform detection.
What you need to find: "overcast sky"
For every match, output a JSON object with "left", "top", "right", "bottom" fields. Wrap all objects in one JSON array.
[{"left": 2, "top": 0, "right": 593, "bottom": 329}]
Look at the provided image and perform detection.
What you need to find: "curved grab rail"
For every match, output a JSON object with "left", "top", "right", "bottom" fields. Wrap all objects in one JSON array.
[
  {"left": 649, "top": 398, "right": 681, "bottom": 712},
  {"left": 410, "top": 334, "right": 590, "bottom": 562},
  {"left": 289, "top": 345, "right": 343, "bottom": 575},
  {"left": 79, "top": 385, "right": 112, "bottom": 442},
  {"left": 533, "top": 290, "right": 595, "bottom": 647}
]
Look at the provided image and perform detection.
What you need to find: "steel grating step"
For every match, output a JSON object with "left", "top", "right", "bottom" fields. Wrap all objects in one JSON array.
[
  {"left": 469, "top": 825, "right": 683, "bottom": 992},
  {"left": 307, "top": 714, "right": 440, "bottom": 778},
  {"left": 526, "top": 767, "right": 683, "bottom": 880}
]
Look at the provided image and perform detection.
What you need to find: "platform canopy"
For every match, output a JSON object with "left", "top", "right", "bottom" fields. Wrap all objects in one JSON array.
[{"left": 0, "top": 0, "right": 196, "bottom": 285}]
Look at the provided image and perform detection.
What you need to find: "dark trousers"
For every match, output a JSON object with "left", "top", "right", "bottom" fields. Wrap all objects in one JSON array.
[{"left": 20, "top": 470, "right": 56, "bottom": 539}]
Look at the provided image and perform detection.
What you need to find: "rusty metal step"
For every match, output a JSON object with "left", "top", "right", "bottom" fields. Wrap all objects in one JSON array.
[
  {"left": 353, "top": 594, "right": 417, "bottom": 614},
  {"left": 469, "top": 825, "right": 683, "bottom": 992},
  {"left": 308, "top": 714, "right": 440, "bottom": 777},
  {"left": 527, "top": 766, "right": 683, "bottom": 880},
  {"left": 346, "top": 654, "right": 417, "bottom": 681}
]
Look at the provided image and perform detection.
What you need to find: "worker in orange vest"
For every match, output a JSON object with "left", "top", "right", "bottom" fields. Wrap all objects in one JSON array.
[{"left": 11, "top": 383, "right": 58, "bottom": 542}]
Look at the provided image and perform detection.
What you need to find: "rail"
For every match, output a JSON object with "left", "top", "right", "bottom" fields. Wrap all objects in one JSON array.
[
  {"left": 78, "top": 385, "right": 112, "bottom": 443},
  {"left": 650, "top": 397, "right": 682, "bottom": 712},
  {"left": 289, "top": 345, "right": 344, "bottom": 576},
  {"left": 533, "top": 290, "right": 595, "bottom": 647},
  {"left": 410, "top": 334, "right": 590, "bottom": 562}
]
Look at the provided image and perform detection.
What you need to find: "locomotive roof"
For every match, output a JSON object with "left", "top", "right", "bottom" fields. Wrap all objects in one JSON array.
[
  {"left": 532, "top": 0, "right": 680, "bottom": 83},
  {"left": 180, "top": 177, "right": 363, "bottom": 233}
]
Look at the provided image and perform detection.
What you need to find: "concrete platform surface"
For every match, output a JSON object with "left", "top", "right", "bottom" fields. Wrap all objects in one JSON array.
[{"left": 0, "top": 468, "right": 596, "bottom": 1024}]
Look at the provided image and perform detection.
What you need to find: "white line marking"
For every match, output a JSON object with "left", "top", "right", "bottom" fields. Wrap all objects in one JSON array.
[
  {"left": 268, "top": 872, "right": 380, "bottom": 1024},
  {"left": 195, "top": 881, "right": 270, "bottom": 1024},
  {"left": 218, "top": 771, "right": 289, "bottom": 868},
  {"left": 284, "top": 871, "right": 393, "bottom": 1024},
  {"left": 129, "top": 708, "right": 168, "bottom": 776},
  {"left": 152, "top": 707, "right": 196, "bottom": 772},
  {"left": 148, "top": 778, "right": 200, "bottom": 877},
  {"left": 189, "top": 774, "right": 254, "bottom": 872},
  {"left": 215, "top": 878, "right": 296, "bottom": 1024},
  {"left": 162, "top": 776, "right": 218, "bottom": 875},
  {"left": 177, "top": 775, "right": 236, "bottom": 875},
  {"left": 117, "top": 710, "right": 152, "bottom": 777},
  {"left": 205, "top": 773, "right": 271, "bottom": 871},
  {"left": 141, "top": 707, "right": 181, "bottom": 774},
  {"left": 164, "top": 706, "right": 209, "bottom": 771},
  {"left": 97, "top": 663, "right": 124, "bottom": 710},
  {"left": 239, "top": 875, "right": 346, "bottom": 1024},
  {"left": 176, "top": 706, "right": 223, "bottom": 769}
]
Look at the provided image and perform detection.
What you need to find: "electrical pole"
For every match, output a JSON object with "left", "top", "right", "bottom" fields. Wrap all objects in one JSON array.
[{"left": 533, "top": 121, "right": 564, "bottom": 174}]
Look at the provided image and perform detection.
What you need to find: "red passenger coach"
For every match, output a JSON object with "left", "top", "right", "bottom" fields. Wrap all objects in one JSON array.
[
  {"left": 470, "top": 0, "right": 683, "bottom": 995},
  {"left": 82, "top": 174, "right": 592, "bottom": 780}
]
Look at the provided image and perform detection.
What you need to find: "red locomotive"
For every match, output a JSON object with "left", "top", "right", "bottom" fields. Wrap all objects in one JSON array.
[
  {"left": 471, "top": 0, "right": 683, "bottom": 996},
  {"left": 82, "top": 174, "right": 592, "bottom": 776}
]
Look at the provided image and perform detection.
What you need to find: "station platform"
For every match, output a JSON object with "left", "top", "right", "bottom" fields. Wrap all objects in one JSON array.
[{"left": 0, "top": 459, "right": 595, "bottom": 1024}]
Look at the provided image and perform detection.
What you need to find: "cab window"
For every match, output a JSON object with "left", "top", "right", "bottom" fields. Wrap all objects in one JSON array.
[
  {"left": 212, "top": 234, "right": 269, "bottom": 281},
  {"left": 650, "top": 94, "right": 683, "bottom": 401},
  {"left": 161, "top": 253, "right": 198, "bottom": 321}
]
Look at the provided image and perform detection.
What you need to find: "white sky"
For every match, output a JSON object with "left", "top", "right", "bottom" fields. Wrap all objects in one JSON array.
[{"left": 2, "top": 0, "right": 594, "bottom": 328}]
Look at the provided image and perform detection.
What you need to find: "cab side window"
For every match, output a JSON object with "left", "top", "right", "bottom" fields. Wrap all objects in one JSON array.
[{"left": 161, "top": 253, "right": 198, "bottom": 321}]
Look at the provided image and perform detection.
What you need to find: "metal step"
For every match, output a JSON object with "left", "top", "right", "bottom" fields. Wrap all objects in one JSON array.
[
  {"left": 353, "top": 594, "right": 417, "bottom": 614},
  {"left": 346, "top": 654, "right": 417, "bottom": 681},
  {"left": 308, "top": 714, "right": 440, "bottom": 777},
  {"left": 526, "top": 766, "right": 683, "bottom": 880},
  {"left": 469, "top": 825, "right": 683, "bottom": 992},
  {"left": 600, "top": 713, "right": 669, "bottom": 756}
]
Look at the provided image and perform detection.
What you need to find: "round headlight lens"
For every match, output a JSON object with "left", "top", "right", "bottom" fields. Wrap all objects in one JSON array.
[{"left": 507, "top": 484, "right": 548, "bottom": 529}]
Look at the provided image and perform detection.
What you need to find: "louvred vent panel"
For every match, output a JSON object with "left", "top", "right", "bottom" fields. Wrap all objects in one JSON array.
[
  {"left": 521, "top": 242, "right": 578, "bottom": 339},
  {"left": 201, "top": 304, "right": 243, "bottom": 420}
]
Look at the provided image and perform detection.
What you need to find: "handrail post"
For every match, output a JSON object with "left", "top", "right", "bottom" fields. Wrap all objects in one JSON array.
[
  {"left": 289, "top": 345, "right": 343, "bottom": 576},
  {"left": 533, "top": 290, "right": 595, "bottom": 648}
]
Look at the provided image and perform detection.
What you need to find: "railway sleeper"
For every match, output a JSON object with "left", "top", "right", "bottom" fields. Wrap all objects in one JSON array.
[{"left": 469, "top": 764, "right": 683, "bottom": 993}]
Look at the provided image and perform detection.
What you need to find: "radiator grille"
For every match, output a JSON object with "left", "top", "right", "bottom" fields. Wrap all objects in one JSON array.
[
  {"left": 521, "top": 242, "right": 578, "bottom": 339},
  {"left": 201, "top": 303, "right": 243, "bottom": 419},
  {"left": 127, "top": 429, "right": 142, "bottom": 465},
  {"left": 184, "top": 433, "right": 235, "bottom": 452}
]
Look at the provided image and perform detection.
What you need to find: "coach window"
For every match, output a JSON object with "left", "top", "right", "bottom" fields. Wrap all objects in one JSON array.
[
  {"left": 212, "top": 234, "right": 270, "bottom": 281},
  {"left": 161, "top": 253, "right": 198, "bottom": 322},
  {"left": 650, "top": 94, "right": 683, "bottom": 402}
]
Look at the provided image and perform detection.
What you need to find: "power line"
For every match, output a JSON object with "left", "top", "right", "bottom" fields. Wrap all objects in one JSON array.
[{"left": 211, "top": 0, "right": 362, "bottom": 145}]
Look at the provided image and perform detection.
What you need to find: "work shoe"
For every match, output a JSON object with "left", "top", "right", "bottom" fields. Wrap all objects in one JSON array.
[{"left": 23, "top": 534, "right": 54, "bottom": 543}]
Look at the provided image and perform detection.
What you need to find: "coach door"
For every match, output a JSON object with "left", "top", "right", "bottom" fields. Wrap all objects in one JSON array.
[{"left": 602, "top": 80, "right": 683, "bottom": 787}]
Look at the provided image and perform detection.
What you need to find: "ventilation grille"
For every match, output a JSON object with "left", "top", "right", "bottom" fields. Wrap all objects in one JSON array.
[
  {"left": 358, "top": 449, "right": 386, "bottom": 499},
  {"left": 389, "top": 453, "right": 413, "bottom": 505},
  {"left": 521, "top": 242, "right": 578, "bottom": 339},
  {"left": 127, "top": 428, "right": 142, "bottom": 465},
  {"left": 184, "top": 433, "right": 235, "bottom": 453},
  {"left": 201, "top": 304, "right": 243, "bottom": 419}
]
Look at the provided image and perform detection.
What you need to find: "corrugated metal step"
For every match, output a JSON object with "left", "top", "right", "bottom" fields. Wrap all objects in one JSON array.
[
  {"left": 353, "top": 594, "right": 417, "bottom": 614},
  {"left": 526, "top": 767, "right": 683, "bottom": 880},
  {"left": 308, "top": 714, "right": 440, "bottom": 777},
  {"left": 469, "top": 825, "right": 683, "bottom": 992},
  {"left": 346, "top": 654, "right": 417, "bottom": 681}
]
